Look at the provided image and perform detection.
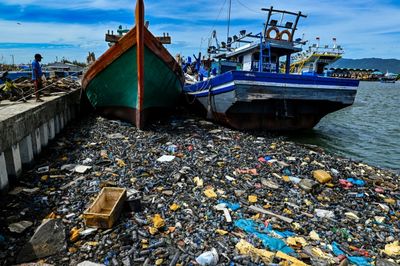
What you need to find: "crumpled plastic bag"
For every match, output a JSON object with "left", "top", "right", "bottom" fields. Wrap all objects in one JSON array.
[{"left": 234, "top": 219, "right": 294, "bottom": 254}]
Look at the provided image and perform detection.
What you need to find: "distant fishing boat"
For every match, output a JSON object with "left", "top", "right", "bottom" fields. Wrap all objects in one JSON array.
[
  {"left": 183, "top": 5, "right": 359, "bottom": 130},
  {"left": 82, "top": 0, "right": 184, "bottom": 128},
  {"left": 290, "top": 37, "right": 344, "bottom": 76},
  {"left": 380, "top": 71, "right": 397, "bottom": 83}
]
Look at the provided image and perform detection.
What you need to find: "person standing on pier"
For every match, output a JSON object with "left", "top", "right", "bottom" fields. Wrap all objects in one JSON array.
[{"left": 32, "top": 53, "right": 44, "bottom": 102}]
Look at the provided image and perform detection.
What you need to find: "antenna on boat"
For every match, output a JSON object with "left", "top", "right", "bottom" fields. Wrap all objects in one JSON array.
[{"left": 227, "top": 0, "right": 232, "bottom": 43}]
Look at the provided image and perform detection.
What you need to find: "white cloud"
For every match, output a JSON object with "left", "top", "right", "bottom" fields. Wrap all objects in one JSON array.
[{"left": 1, "top": 0, "right": 134, "bottom": 10}]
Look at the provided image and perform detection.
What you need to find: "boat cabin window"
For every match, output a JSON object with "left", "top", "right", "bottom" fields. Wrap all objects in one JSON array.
[
  {"left": 242, "top": 51, "right": 278, "bottom": 73},
  {"left": 219, "top": 61, "right": 242, "bottom": 74}
]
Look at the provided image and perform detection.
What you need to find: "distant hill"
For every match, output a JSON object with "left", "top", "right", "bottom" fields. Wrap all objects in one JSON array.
[{"left": 329, "top": 58, "right": 400, "bottom": 74}]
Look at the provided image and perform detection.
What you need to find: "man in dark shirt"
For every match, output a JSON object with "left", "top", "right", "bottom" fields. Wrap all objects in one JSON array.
[{"left": 32, "top": 54, "right": 43, "bottom": 102}]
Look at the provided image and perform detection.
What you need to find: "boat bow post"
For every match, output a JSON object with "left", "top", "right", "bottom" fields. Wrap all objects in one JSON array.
[{"left": 136, "top": 0, "right": 145, "bottom": 129}]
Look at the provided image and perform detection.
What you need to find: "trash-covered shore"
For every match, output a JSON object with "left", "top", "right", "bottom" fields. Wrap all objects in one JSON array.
[{"left": 0, "top": 115, "right": 399, "bottom": 266}]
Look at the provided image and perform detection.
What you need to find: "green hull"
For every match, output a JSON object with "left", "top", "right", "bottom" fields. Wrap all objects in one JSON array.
[{"left": 85, "top": 46, "right": 182, "bottom": 122}]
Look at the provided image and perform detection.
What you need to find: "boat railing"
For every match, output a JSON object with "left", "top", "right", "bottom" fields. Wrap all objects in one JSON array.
[{"left": 306, "top": 46, "right": 344, "bottom": 55}]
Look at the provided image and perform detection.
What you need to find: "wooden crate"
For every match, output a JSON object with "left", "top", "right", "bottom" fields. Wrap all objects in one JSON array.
[{"left": 83, "top": 187, "right": 127, "bottom": 229}]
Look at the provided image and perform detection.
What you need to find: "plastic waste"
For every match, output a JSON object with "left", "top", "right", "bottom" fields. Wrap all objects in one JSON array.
[
  {"left": 382, "top": 241, "right": 400, "bottom": 257},
  {"left": 313, "top": 170, "right": 332, "bottom": 184},
  {"left": 314, "top": 209, "right": 335, "bottom": 219},
  {"left": 234, "top": 219, "right": 295, "bottom": 254},
  {"left": 235, "top": 239, "right": 274, "bottom": 263},
  {"left": 195, "top": 248, "right": 219, "bottom": 266}
]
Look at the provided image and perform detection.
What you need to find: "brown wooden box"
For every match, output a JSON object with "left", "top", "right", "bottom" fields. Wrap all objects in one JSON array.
[{"left": 83, "top": 187, "right": 127, "bottom": 229}]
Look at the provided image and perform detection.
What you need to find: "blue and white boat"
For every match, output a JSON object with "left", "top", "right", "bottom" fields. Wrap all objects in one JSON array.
[{"left": 183, "top": 6, "right": 359, "bottom": 130}]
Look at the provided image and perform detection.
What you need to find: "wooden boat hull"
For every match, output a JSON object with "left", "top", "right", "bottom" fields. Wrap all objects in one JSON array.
[
  {"left": 82, "top": 27, "right": 184, "bottom": 126},
  {"left": 184, "top": 71, "right": 359, "bottom": 131}
]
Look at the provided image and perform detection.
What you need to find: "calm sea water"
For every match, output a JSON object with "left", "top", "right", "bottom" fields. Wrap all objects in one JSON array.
[{"left": 288, "top": 81, "right": 400, "bottom": 171}]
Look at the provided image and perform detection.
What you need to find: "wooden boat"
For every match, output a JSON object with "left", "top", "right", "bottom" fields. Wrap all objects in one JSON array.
[
  {"left": 183, "top": 6, "right": 359, "bottom": 131},
  {"left": 82, "top": 0, "right": 184, "bottom": 129}
]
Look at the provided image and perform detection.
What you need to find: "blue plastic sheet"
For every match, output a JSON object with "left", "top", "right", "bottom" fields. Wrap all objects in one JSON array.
[
  {"left": 332, "top": 242, "right": 373, "bottom": 266},
  {"left": 346, "top": 178, "right": 366, "bottom": 186},
  {"left": 218, "top": 200, "right": 241, "bottom": 211},
  {"left": 264, "top": 156, "right": 272, "bottom": 161},
  {"left": 234, "top": 219, "right": 295, "bottom": 254},
  {"left": 266, "top": 224, "right": 295, "bottom": 238}
]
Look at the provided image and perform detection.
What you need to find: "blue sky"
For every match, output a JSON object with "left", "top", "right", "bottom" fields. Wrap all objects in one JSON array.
[{"left": 0, "top": 0, "right": 399, "bottom": 64}]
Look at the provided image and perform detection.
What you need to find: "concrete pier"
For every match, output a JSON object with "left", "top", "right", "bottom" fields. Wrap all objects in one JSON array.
[{"left": 0, "top": 90, "right": 81, "bottom": 193}]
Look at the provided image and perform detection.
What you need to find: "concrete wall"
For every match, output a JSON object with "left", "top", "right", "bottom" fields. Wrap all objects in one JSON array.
[{"left": 0, "top": 90, "right": 81, "bottom": 194}]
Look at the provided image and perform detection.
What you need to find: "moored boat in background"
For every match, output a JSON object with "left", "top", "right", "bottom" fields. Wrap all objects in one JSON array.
[
  {"left": 82, "top": 0, "right": 184, "bottom": 128},
  {"left": 290, "top": 37, "right": 344, "bottom": 76},
  {"left": 380, "top": 71, "right": 397, "bottom": 83}
]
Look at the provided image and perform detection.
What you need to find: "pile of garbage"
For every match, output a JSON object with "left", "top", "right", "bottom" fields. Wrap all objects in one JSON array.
[
  {"left": 0, "top": 72, "right": 80, "bottom": 102},
  {"left": 0, "top": 115, "right": 399, "bottom": 265}
]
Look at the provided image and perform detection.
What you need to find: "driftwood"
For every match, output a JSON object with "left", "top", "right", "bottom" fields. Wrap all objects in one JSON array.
[{"left": 249, "top": 205, "right": 294, "bottom": 223}]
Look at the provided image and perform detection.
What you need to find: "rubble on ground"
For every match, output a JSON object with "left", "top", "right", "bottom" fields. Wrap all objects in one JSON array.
[{"left": 0, "top": 115, "right": 399, "bottom": 265}]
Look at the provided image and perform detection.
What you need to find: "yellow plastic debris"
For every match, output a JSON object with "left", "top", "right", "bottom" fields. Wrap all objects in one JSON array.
[
  {"left": 152, "top": 214, "right": 165, "bottom": 229},
  {"left": 291, "top": 222, "right": 301, "bottom": 230},
  {"left": 116, "top": 159, "right": 126, "bottom": 167},
  {"left": 217, "top": 162, "right": 225, "bottom": 167},
  {"left": 311, "top": 247, "right": 336, "bottom": 263},
  {"left": 204, "top": 188, "right": 217, "bottom": 198},
  {"left": 282, "top": 176, "right": 290, "bottom": 182},
  {"left": 312, "top": 170, "right": 332, "bottom": 184},
  {"left": 170, "top": 203, "right": 180, "bottom": 211},
  {"left": 283, "top": 208, "right": 292, "bottom": 215},
  {"left": 286, "top": 237, "right": 308, "bottom": 247},
  {"left": 41, "top": 175, "right": 49, "bottom": 181},
  {"left": 155, "top": 259, "right": 164, "bottom": 265},
  {"left": 384, "top": 198, "right": 397, "bottom": 205},
  {"left": 304, "top": 199, "right": 312, "bottom": 206},
  {"left": 149, "top": 227, "right": 158, "bottom": 235},
  {"left": 46, "top": 212, "right": 57, "bottom": 219},
  {"left": 69, "top": 247, "right": 77, "bottom": 253},
  {"left": 236, "top": 239, "right": 274, "bottom": 264},
  {"left": 309, "top": 230, "right": 321, "bottom": 241},
  {"left": 69, "top": 227, "right": 81, "bottom": 242},
  {"left": 276, "top": 251, "right": 309, "bottom": 266},
  {"left": 382, "top": 241, "right": 400, "bottom": 257},
  {"left": 193, "top": 176, "right": 204, "bottom": 187},
  {"left": 216, "top": 229, "right": 228, "bottom": 235},
  {"left": 141, "top": 239, "right": 149, "bottom": 249},
  {"left": 263, "top": 204, "right": 272, "bottom": 209},
  {"left": 345, "top": 212, "right": 360, "bottom": 221},
  {"left": 86, "top": 241, "right": 99, "bottom": 246},
  {"left": 248, "top": 195, "right": 258, "bottom": 203}
]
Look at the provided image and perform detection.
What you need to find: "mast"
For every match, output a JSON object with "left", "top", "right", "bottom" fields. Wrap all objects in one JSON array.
[
  {"left": 136, "top": 0, "right": 145, "bottom": 129},
  {"left": 227, "top": 0, "right": 232, "bottom": 43}
]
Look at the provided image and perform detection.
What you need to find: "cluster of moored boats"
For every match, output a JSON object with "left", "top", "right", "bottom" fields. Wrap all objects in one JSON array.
[{"left": 82, "top": 0, "right": 359, "bottom": 130}]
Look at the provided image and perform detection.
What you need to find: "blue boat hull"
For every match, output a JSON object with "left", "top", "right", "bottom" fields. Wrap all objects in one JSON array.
[{"left": 184, "top": 71, "right": 359, "bottom": 130}]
